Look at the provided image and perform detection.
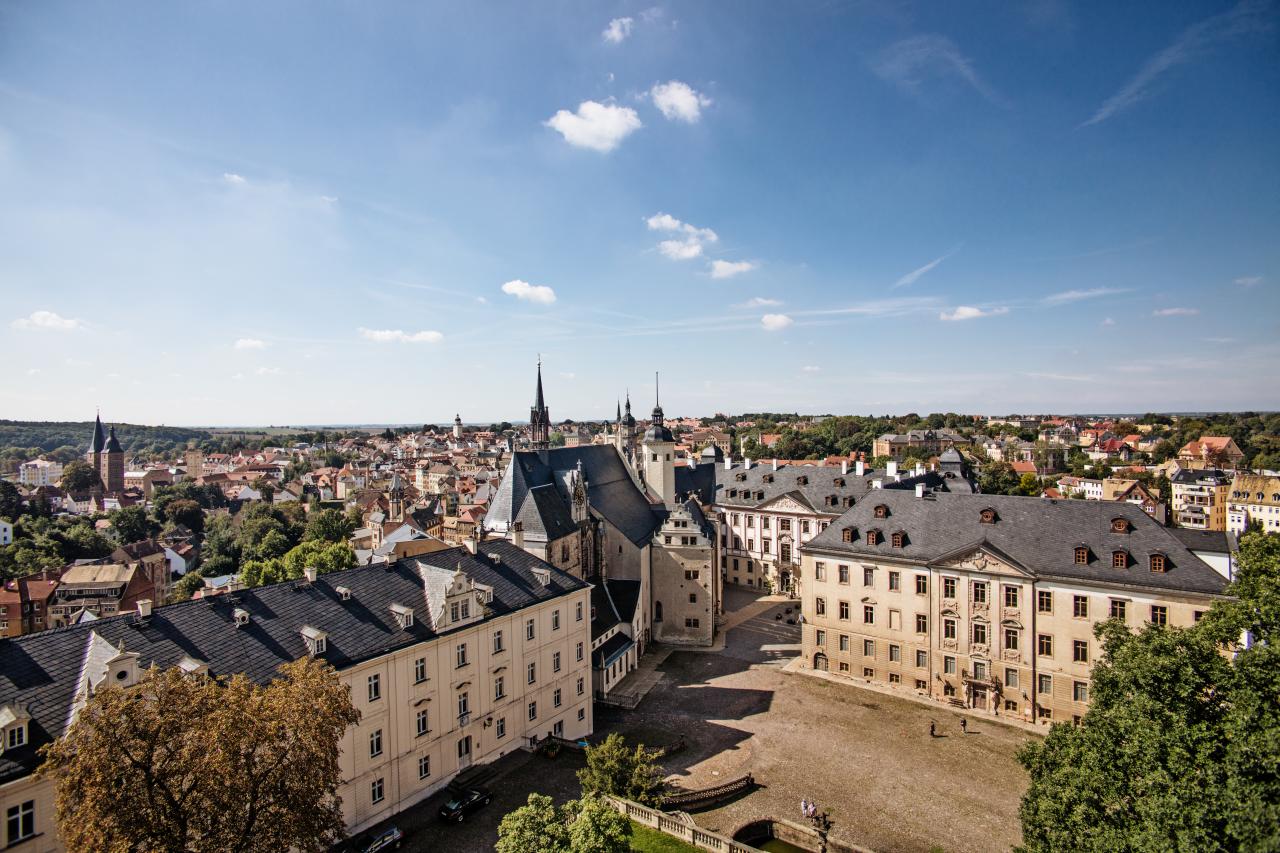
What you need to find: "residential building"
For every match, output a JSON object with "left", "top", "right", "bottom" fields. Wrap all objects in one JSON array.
[
  {"left": 1177, "top": 436, "right": 1245, "bottom": 471},
  {"left": 872, "top": 429, "right": 969, "bottom": 460},
  {"left": 47, "top": 563, "right": 154, "bottom": 628},
  {"left": 1171, "top": 469, "right": 1231, "bottom": 531},
  {"left": 799, "top": 492, "right": 1226, "bottom": 725},
  {"left": 17, "top": 459, "right": 62, "bottom": 488},
  {"left": 0, "top": 542, "right": 592, "bottom": 849},
  {"left": 0, "top": 521, "right": 10, "bottom": 547},
  {"left": 1226, "top": 473, "right": 1280, "bottom": 534}
]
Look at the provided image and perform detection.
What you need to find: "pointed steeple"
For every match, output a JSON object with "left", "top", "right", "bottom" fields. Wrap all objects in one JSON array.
[
  {"left": 529, "top": 358, "right": 551, "bottom": 451},
  {"left": 104, "top": 425, "right": 123, "bottom": 454},
  {"left": 89, "top": 412, "right": 107, "bottom": 455},
  {"left": 534, "top": 357, "right": 546, "bottom": 411}
]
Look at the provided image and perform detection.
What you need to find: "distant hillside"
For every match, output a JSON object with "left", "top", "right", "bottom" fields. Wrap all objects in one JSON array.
[{"left": 0, "top": 421, "right": 212, "bottom": 471}]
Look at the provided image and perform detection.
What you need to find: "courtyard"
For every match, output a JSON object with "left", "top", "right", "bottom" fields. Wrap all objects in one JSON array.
[{"left": 390, "top": 588, "right": 1034, "bottom": 853}]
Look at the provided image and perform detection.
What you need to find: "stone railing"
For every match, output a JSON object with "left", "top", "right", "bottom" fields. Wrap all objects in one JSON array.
[
  {"left": 606, "top": 797, "right": 764, "bottom": 853},
  {"left": 661, "top": 773, "right": 754, "bottom": 809}
]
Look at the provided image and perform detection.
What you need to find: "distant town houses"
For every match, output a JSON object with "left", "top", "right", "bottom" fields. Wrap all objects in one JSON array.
[
  {"left": 17, "top": 458, "right": 61, "bottom": 488},
  {"left": 873, "top": 429, "right": 969, "bottom": 460},
  {"left": 1177, "top": 436, "right": 1245, "bottom": 470},
  {"left": 1226, "top": 472, "right": 1280, "bottom": 534}
]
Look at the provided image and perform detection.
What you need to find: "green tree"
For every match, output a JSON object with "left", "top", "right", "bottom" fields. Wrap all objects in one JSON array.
[
  {"left": 978, "top": 461, "right": 1020, "bottom": 496},
  {"left": 497, "top": 794, "right": 571, "bottom": 853},
  {"left": 1017, "top": 472, "right": 1040, "bottom": 496},
  {"left": 281, "top": 541, "right": 357, "bottom": 579},
  {"left": 164, "top": 499, "right": 205, "bottom": 534},
  {"left": 0, "top": 480, "right": 21, "bottom": 520},
  {"left": 173, "top": 572, "right": 206, "bottom": 601},
  {"left": 577, "top": 733, "right": 665, "bottom": 806},
  {"left": 566, "top": 797, "right": 631, "bottom": 853},
  {"left": 108, "top": 505, "right": 157, "bottom": 544},
  {"left": 1017, "top": 531, "right": 1280, "bottom": 851},
  {"left": 303, "top": 509, "right": 354, "bottom": 544},
  {"left": 60, "top": 459, "right": 100, "bottom": 492},
  {"left": 39, "top": 657, "right": 359, "bottom": 853}
]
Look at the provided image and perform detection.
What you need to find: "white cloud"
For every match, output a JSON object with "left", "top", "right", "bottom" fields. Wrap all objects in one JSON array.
[
  {"left": 743, "top": 297, "right": 782, "bottom": 308},
  {"left": 710, "top": 259, "right": 758, "bottom": 279},
  {"left": 649, "top": 80, "right": 712, "bottom": 123},
  {"left": 602, "top": 17, "right": 633, "bottom": 44},
  {"left": 873, "top": 35, "right": 1007, "bottom": 106},
  {"left": 1204, "top": 336, "right": 1237, "bottom": 344},
  {"left": 234, "top": 338, "right": 266, "bottom": 350},
  {"left": 802, "top": 365, "right": 821, "bottom": 373},
  {"left": 26, "top": 368, "right": 39, "bottom": 376},
  {"left": 939, "top": 305, "right": 1009, "bottom": 321},
  {"left": 1235, "top": 275, "right": 1262, "bottom": 287},
  {"left": 559, "top": 372, "right": 576, "bottom": 380},
  {"left": 1042, "top": 287, "right": 1128, "bottom": 305},
  {"left": 761, "top": 313, "right": 793, "bottom": 331},
  {"left": 1153, "top": 307, "right": 1199, "bottom": 317},
  {"left": 11, "top": 310, "right": 83, "bottom": 331},
  {"left": 255, "top": 366, "right": 283, "bottom": 376},
  {"left": 222, "top": 172, "right": 246, "bottom": 185},
  {"left": 544, "top": 100, "right": 642, "bottom": 152},
  {"left": 893, "top": 252, "right": 954, "bottom": 288},
  {"left": 1024, "top": 371, "right": 1094, "bottom": 382},
  {"left": 501, "top": 279, "right": 557, "bottom": 304},
  {"left": 1102, "top": 317, "right": 1116, "bottom": 326},
  {"left": 646, "top": 212, "right": 718, "bottom": 261},
  {"left": 358, "top": 327, "right": 445, "bottom": 343}
]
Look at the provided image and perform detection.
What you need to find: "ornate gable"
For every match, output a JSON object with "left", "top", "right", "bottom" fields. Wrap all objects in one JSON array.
[
  {"left": 932, "top": 544, "right": 1034, "bottom": 579},
  {"left": 756, "top": 491, "right": 815, "bottom": 514}
]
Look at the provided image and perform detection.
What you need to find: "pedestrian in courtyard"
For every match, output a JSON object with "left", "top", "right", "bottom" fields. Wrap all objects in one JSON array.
[
  {"left": 961, "top": 717, "right": 968, "bottom": 734},
  {"left": 801, "top": 798, "right": 808, "bottom": 819},
  {"left": 929, "top": 721, "right": 936, "bottom": 737}
]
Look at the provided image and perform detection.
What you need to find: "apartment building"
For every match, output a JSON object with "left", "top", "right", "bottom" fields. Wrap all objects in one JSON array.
[
  {"left": 1226, "top": 473, "right": 1280, "bottom": 534},
  {"left": 1171, "top": 469, "right": 1231, "bottom": 531},
  {"left": 17, "top": 459, "right": 61, "bottom": 488},
  {"left": 872, "top": 429, "right": 969, "bottom": 460},
  {"left": 0, "top": 542, "right": 593, "bottom": 850},
  {"left": 799, "top": 491, "right": 1226, "bottom": 725}
]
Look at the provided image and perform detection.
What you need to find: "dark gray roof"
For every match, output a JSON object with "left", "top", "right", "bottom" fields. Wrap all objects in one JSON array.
[
  {"left": 604, "top": 579, "right": 641, "bottom": 625},
  {"left": 1171, "top": 468, "right": 1230, "bottom": 485},
  {"left": 676, "top": 462, "right": 717, "bottom": 505},
  {"left": 804, "top": 490, "right": 1228, "bottom": 597},
  {"left": 89, "top": 414, "right": 107, "bottom": 454},
  {"left": 591, "top": 582, "right": 621, "bottom": 638},
  {"left": 487, "top": 446, "right": 658, "bottom": 546},
  {"left": 1167, "top": 527, "right": 1233, "bottom": 555},
  {"left": 0, "top": 541, "right": 586, "bottom": 785},
  {"left": 593, "top": 631, "right": 633, "bottom": 669},
  {"left": 713, "top": 462, "right": 968, "bottom": 512},
  {"left": 517, "top": 484, "right": 577, "bottom": 541}
]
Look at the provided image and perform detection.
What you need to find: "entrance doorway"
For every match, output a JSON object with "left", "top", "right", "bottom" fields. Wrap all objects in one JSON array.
[{"left": 813, "top": 652, "right": 828, "bottom": 671}]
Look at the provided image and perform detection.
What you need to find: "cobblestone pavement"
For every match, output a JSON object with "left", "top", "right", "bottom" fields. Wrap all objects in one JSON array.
[{"left": 381, "top": 591, "right": 1033, "bottom": 853}]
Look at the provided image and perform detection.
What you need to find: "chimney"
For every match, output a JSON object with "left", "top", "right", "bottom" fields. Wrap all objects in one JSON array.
[
  {"left": 887, "top": 460, "right": 898, "bottom": 478},
  {"left": 915, "top": 483, "right": 926, "bottom": 499},
  {"left": 512, "top": 521, "right": 525, "bottom": 550},
  {"left": 772, "top": 458, "right": 779, "bottom": 471},
  {"left": 915, "top": 463, "right": 924, "bottom": 477},
  {"left": 303, "top": 566, "right": 317, "bottom": 584},
  {"left": 724, "top": 457, "right": 732, "bottom": 471},
  {"left": 872, "top": 479, "right": 883, "bottom": 490},
  {"left": 745, "top": 458, "right": 752, "bottom": 470},
  {"left": 855, "top": 460, "right": 865, "bottom": 477},
  {"left": 137, "top": 599, "right": 153, "bottom": 619},
  {"left": 463, "top": 536, "right": 478, "bottom": 555},
  {"left": 841, "top": 460, "right": 849, "bottom": 476}
]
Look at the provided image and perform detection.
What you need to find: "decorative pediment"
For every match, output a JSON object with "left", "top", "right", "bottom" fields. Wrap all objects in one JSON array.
[
  {"left": 757, "top": 491, "right": 815, "bottom": 514},
  {"left": 931, "top": 543, "right": 1034, "bottom": 579}
]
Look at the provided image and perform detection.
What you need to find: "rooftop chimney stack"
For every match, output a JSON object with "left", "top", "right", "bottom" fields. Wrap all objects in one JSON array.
[
  {"left": 872, "top": 478, "right": 883, "bottom": 490},
  {"left": 887, "top": 460, "right": 898, "bottom": 478},
  {"left": 772, "top": 458, "right": 779, "bottom": 471},
  {"left": 303, "top": 566, "right": 317, "bottom": 584},
  {"left": 915, "top": 483, "right": 926, "bottom": 499},
  {"left": 745, "top": 458, "right": 752, "bottom": 470},
  {"left": 855, "top": 460, "right": 865, "bottom": 477},
  {"left": 725, "top": 457, "right": 732, "bottom": 471},
  {"left": 512, "top": 521, "right": 525, "bottom": 550},
  {"left": 841, "top": 460, "right": 849, "bottom": 476},
  {"left": 463, "top": 536, "right": 478, "bottom": 555},
  {"left": 137, "top": 599, "right": 152, "bottom": 619}
]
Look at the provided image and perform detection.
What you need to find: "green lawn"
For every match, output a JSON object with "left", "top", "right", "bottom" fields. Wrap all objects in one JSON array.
[{"left": 630, "top": 821, "right": 702, "bottom": 853}]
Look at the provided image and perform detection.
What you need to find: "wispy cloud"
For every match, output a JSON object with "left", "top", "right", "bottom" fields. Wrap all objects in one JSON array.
[
  {"left": 1204, "top": 336, "right": 1237, "bottom": 344},
  {"left": 1081, "top": 0, "right": 1274, "bottom": 127},
  {"left": 1153, "top": 307, "right": 1199, "bottom": 317},
  {"left": 650, "top": 80, "right": 712, "bottom": 123},
  {"left": 501, "top": 279, "right": 557, "bottom": 304},
  {"left": 1235, "top": 275, "right": 1262, "bottom": 287},
  {"left": 741, "top": 297, "right": 781, "bottom": 308},
  {"left": 1102, "top": 317, "right": 1116, "bottom": 326},
  {"left": 11, "top": 310, "right": 83, "bottom": 331},
  {"left": 873, "top": 35, "right": 1007, "bottom": 106},
  {"left": 710, "top": 259, "right": 757, "bottom": 279},
  {"left": 892, "top": 251, "right": 955, "bottom": 289},
  {"left": 544, "top": 100, "right": 642, "bottom": 152},
  {"left": 358, "top": 327, "right": 445, "bottom": 343},
  {"left": 802, "top": 365, "right": 821, "bottom": 373},
  {"left": 602, "top": 17, "right": 633, "bottom": 44},
  {"left": 254, "top": 366, "right": 283, "bottom": 375},
  {"left": 222, "top": 172, "right": 247, "bottom": 185},
  {"left": 761, "top": 314, "right": 793, "bottom": 331},
  {"left": 234, "top": 338, "right": 266, "bottom": 350},
  {"left": 940, "top": 305, "right": 1009, "bottom": 321},
  {"left": 646, "top": 212, "right": 718, "bottom": 261},
  {"left": 1024, "top": 371, "right": 1093, "bottom": 382},
  {"left": 1041, "top": 287, "right": 1130, "bottom": 305}
]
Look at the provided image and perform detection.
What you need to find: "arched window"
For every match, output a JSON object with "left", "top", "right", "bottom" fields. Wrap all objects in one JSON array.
[
  {"left": 1112, "top": 551, "right": 1128, "bottom": 569},
  {"left": 1149, "top": 553, "right": 1167, "bottom": 573},
  {"left": 891, "top": 531, "right": 905, "bottom": 548},
  {"left": 1074, "top": 546, "right": 1089, "bottom": 565},
  {"left": 866, "top": 529, "right": 880, "bottom": 546},
  {"left": 654, "top": 601, "right": 663, "bottom": 623}
]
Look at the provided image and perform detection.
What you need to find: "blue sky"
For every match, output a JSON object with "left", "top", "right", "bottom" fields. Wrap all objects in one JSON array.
[{"left": 1, "top": 1, "right": 1277, "bottom": 425}]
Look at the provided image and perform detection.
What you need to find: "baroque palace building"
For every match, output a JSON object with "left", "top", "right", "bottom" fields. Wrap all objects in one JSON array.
[
  {"left": 0, "top": 542, "right": 593, "bottom": 849},
  {"left": 799, "top": 490, "right": 1229, "bottom": 724}
]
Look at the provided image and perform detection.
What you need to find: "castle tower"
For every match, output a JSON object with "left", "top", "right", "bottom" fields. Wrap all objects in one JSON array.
[
  {"left": 102, "top": 425, "right": 124, "bottom": 494},
  {"left": 87, "top": 412, "right": 106, "bottom": 483},
  {"left": 453, "top": 414, "right": 463, "bottom": 441},
  {"left": 641, "top": 374, "right": 675, "bottom": 508},
  {"left": 388, "top": 471, "right": 405, "bottom": 522},
  {"left": 529, "top": 359, "right": 551, "bottom": 451}
]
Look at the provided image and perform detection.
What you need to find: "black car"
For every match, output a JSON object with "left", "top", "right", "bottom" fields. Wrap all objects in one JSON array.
[{"left": 438, "top": 787, "right": 492, "bottom": 823}]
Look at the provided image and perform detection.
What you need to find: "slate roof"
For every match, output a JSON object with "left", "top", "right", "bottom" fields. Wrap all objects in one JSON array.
[
  {"left": 593, "top": 632, "right": 634, "bottom": 669},
  {"left": 486, "top": 446, "right": 658, "bottom": 545},
  {"left": 675, "top": 462, "right": 717, "bottom": 505},
  {"left": 0, "top": 541, "right": 586, "bottom": 785},
  {"left": 713, "top": 462, "right": 969, "bottom": 512},
  {"left": 1167, "top": 527, "right": 1234, "bottom": 555},
  {"left": 803, "top": 490, "right": 1229, "bottom": 597}
]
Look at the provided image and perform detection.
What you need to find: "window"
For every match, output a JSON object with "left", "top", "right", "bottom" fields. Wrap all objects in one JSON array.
[
  {"left": 943, "top": 577, "right": 957, "bottom": 599},
  {"left": 1038, "top": 590, "right": 1053, "bottom": 613},
  {"left": 815, "top": 597, "right": 826, "bottom": 616},
  {"left": 888, "top": 644, "right": 901, "bottom": 663},
  {"left": 891, "top": 532, "right": 905, "bottom": 548},
  {"left": 456, "top": 643, "right": 468, "bottom": 667},
  {"left": 889, "top": 571, "right": 901, "bottom": 590},
  {"left": 685, "top": 569, "right": 699, "bottom": 580},
  {"left": 578, "top": 707, "right": 586, "bottom": 722},
  {"left": 838, "top": 601, "right": 850, "bottom": 621},
  {"left": 688, "top": 592, "right": 697, "bottom": 604},
  {"left": 493, "top": 631, "right": 504, "bottom": 653},
  {"left": 419, "top": 755, "right": 432, "bottom": 779},
  {"left": 943, "top": 618, "right": 956, "bottom": 640},
  {"left": 1004, "top": 628, "right": 1019, "bottom": 650},
  {"left": 839, "top": 634, "right": 850, "bottom": 651},
  {"left": 496, "top": 717, "right": 506, "bottom": 738},
  {"left": 1074, "top": 546, "right": 1089, "bottom": 565},
  {"left": 863, "top": 605, "right": 875, "bottom": 624},
  {"left": 863, "top": 639, "right": 875, "bottom": 656},
  {"left": 1150, "top": 605, "right": 1168, "bottom": 626},
  {"left": 1112, "top": 551, "right": 1128, "bottom": 569},
  {"left": 762, "top": 517, "right": 771, "bottom": 530},
  {"left": 866, "top": 529, "right": 879, "bottom": 546},
  {"left": 1038, "top": 674, "right": 1052, "bottom": 694},
  {"left": 746, "top": 516, "right": 755, "bottom": 528},
  {"left": 1110, "top": 599, "right": 1128, "bottom": 620},
  {"left": 554, "top": 688, "right": 562, "bottom": 708},
  {"left": 553, "top": 651, "right": 562, "bottom": 673},
  {"left": 1038, "top": 634, "right": 1053, "bottom": 657},
  {"left": 815, "top": 562, "right": 827, "bottom": 581},
  {"left": 916, "top": 679, "right": 929, "bottom": 690},
  {"left": 915, "top": 614, "right": 928, "bottom": 633},
  {"left": 371, "top": 778, "right": 385, "bottom": 804},
  {"left": 576, "top": 601, "right": 584, "bottom": 622},
  {"left": 1005, "top": 667, "right": 1019, "bottom": 688},
  {"left": 7, "top": 726, "right": 25, "bottom": 749},
  {"left": 915, "top": 650, "right": 928, "bottom": 668},
  {"left": 369, "top": 728, "right": 383, "bottom": 758},
  {"left": 6, "top": 801, "right": 33, "bottom": 844},
  {"left": 576, "top": 641, "right": 584, "bottom": 662},
  {"left": 915, "top": 574, "right": 928, "bottom": 595},
  {"left": 815, "top": 629, "right": 826, "bottom": 646},
  {"left": 527, "top": 662, "right": 537, "bottom": 684},
  {"left": 367, "top": 674, "right": 381, "bottom": 702},
  {"left": 552, "top": 610, "right": 561, "bottom": 630},
  {"left": 1150, "top": 553, "right": 1167, "bottom": 573},
  {"left": 1073, "top": 681, "right": 1089, "bottom": 703},
  {"left": 1073, "top": 595, "right": 1089, "bottom": 618},
  {"left": 944, "top": 656, "right": 956, "bottom": 674},
  {"left": 577, "top": 676, "right": 585, "bottom": 696},
  {"left": 414, "top": 657, "right": 427, "bottom": 683},
  {"left": 972, "top": 582, "right": 988, "bottom": 604},
  {"left": 526, "top": 619, "right": 536, "bottom": 641},
  {"left": 1073, "top": 640, "right": 1089, "bottom": 663},
  {"left": 1003, "top": 586, "right": 1019, "bottom": 608},
  {"left": 494, "top": 675, "right": 506, "bottom": 701},
  {"left": 972, "top": 661, "right": 988, "bottom": 680},
  {"left": 417, "top": 709, "right": 429, "bottom": 736},
  {"left": 863, "top": 567, "right": 875, "bottom": 586},
  {"left": 841, "top": 528, "right": 853, "bottom": 543},
  {"left": 838, "top": 565, "right": 849, "bottom": 584},
  {"left": 888, "top": 672, "right": 901, "bottom": 684},
  {"left": 528, "top": 701, "right": 537, "bottom": 721},
  {"left": 972, "top": 622, "right": 988, "bottom": 645},
  {"left": 458, "top": 692, "right": 469, "bottom": 718},
  {"left": 780, "top": 518, "right": 791, "bottom": 532},
  {"left": 802, "top": 520, "right": 811, "bottom": 534}
]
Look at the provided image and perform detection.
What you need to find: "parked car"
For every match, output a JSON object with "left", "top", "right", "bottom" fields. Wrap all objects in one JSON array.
[
  {"left": 362, "top": 825, "right": 403, "bottom": 852},
  {"left": 439, "top": 787, "right": 492, "bottom": 823}
]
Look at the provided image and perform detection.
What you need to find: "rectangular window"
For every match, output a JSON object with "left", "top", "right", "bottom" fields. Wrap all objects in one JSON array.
[
  {"left": 1150, "top": 605, "right": 1168, "bottom": 626},
  {"left": 1073, "top": 681, "right": 1089, "bottom": 703},
  {"left": 838, "top": 601, "right": 850, "bottom": 621},
  {"left": 1038, "top": 674, "right": 1052, "bottom": 694},
  {"left": 888, "top": 571, "right": 900, "bottom": 591},
  {"left": 915, "top": 650, "right": 927, "bottom": 668},
  {"left": 839, "top": 634, "right": 850, "bottom": 652},
  {"left": 417, "top": 709, "right": 429, "bottom": 736},
  {"left": 6, "top": 801, "right": 34, "bottom": 844},
  {"left": 1110, "top": 599, "right": 1128, "bottom": 620},
  {"left": 554, "top": 688, "right": 562, "bottom": 708},
  {"left": 456, "top": 643, "right": 468, "bottom": 667},
  {"left": 688, "top": 592, "right": 697, "bottom": 604},
  {"left": 528, "top": 701, "right": 537, "bottom": 721},
  {"left": 863, "top": 639, "right": 875, "bottom": 657},
  {"left": 526, "top": 619, "right": 536, "bottom": 641},
  {"left": 915, "top": 614, "right": 927, "bottom": 633},
  {"left": 367, "top": 674, "right": 381, "bottom": 702},
  {"left": 494, "top": 675, "right": 505, "bottom": 701},
  {"left": 576, "top": 641, "right": 584, "bottom": 662},
  {"left": 915, "top": 574, "right": 928, "bottom": 595},
  {"left": 972, "top": 582, "right": 988, "bottom": 604},
  {"left": 553, "top": 651, "right": 562, "bottom": 673},
  {"left": 815, "top": 597, "right": 826, "bottom": 616},
  {"left": 419, "top": 755, "right": 432, "bottom": 779},
  {"left": 863, "top": 567, "right": 875, "bottom": 586},
  {"left": 815, "top": 629, "right": 826, "bottom": 646},
  {"left": 369, "top": 729, "right": 383, "bottom": 758},
  {"left": 888, "top": 672, "right": 901, "bottom": 684},
  {"left": 762, "top": 517, "right": 771, "bottom": 530},
  {"left": 1073, "top": 640, "right": 1089, "bottom": 663},
  {"left": 1073, "top": 595, "right": 1089, "bottom": 618},
  {"left": 576, "top": 601, "right": 584, "bottom": 622},
  {"left": 1004, "top": 627, "right": 1019, "bottom": 650},
  {"left": 493, "top": 630, "right": 504, "bottom": 653},
  {"left": 371, "top": 778, "right": 384, "bottom": 804},
  {"left": 838, "top": 565, "right": 849, "bottom": 584},
  {"left": 972, "top": 661, "right": 987, "bottom": 680},
  {"left": 943, "top": 577, "right": 957, "bottom": 599},
  {"left": 863, "top": 605, "right": 875, "bottom": 624},
  {"left": 552, "top": 610, "right": 561, "bottom": 630},
  {"left": 496, "top": 717, "right": 506, "bottom": 739},
  {"left": 1005, "top": 667, "right": 1019, "bottom": 688},
  {"left": 888, "top": 644, "right": 901, "bottom": 663},
  {"left": 944, "top": 655, "right": 956, "bottom": 674},
  {"left": 1003, "top": 586, "right": 1019, "bottom": 608},
  {"left": 1038, "top": 590, "right": 1053, "bottom": 613},
  {"left": 414, "top": 657, "right": 428, "bottom": 684},
  {"left": 527, "top": 662, "right": 536, "bottom": 684},
  {"left": 863, "top": 667, "right": 875, "bottom": 678},
  {"left": 814, "top": 562, "right": 826, "bottom": 581},
  {"left": 1038, "top": 634, "right": 1053, "bottom": 657},
  {"left": 943, "top": 618, "right": 956, "bottom": 640},
  {"left": 972, "top": 622, "right": 988, "bottom": 645},
  {"left": 577, "top": 676, "right": 585, "bottom": 696},
  {"left": 889, "top": 609, "right": 901, "bottom": 630}
]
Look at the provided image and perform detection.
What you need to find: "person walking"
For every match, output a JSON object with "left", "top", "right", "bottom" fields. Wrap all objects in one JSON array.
[
  {"left": 929, "top": 721, "right": 936, "bottom": 737},
  {"left": 960, "top": 717, "right": 968, "bottom": 734},
  {"left": 801, "top": 798, "right": 809, "bottom": 819}
]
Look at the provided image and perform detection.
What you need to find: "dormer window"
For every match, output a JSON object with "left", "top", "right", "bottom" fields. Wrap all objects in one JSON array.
[
  {"left": 874, "top": 505, "right": 888, "bottom": 519},
  {"left": 735, "top": 473, "right": 747, "bottom": 482},
  {"left": 842, "top": 527, "right": 854, "bottom": 543},
  {"left": 1111, "top": 518, "right": 1129, "bottom": 534},
  {"left": 843, "top": 496, "right": 855, "bottom": 508},
  {"left": 728, "top": 489, "right": 737, "bottom": 498},
  {"left": 1074, "top": 546, "right": 1089, "bottom": 565},
  {"left": 1150, "top": 553, "right": 1167, "bottom": 573},
  {"left": 233, "top": 608, "right": 250, "bottom": 627},
  {"left": 176, "top": 656, "right": 209, "bottom": 678},
  {"left": 797, "top": 476, "right": 808, "bottom": 486},
  {"left": 0, "top": 705, "right": 30, "bottom": 753},
  {"left": 756, "top": 490, "right": 765, "bottom": 500},
  {"left": 866, "top": 529, "right": 881, "bottom": 546},
  {"left": 980, "top": 508, "right": 997, "bottom": 524},
  {"left": 833, "top": 477, "right": 845, "bottom": 487},
  {"left": 336, "top": 586, "right": 353, "bottom": 601},
  {"left": 763, "top": 474, "right": 774, "bottom": 483},
  {"left": 390, "top": 603, "right": 415, "bottom": 629},
  {"left": 826, "top": 495, "right": 838, "bottom": 507},
  {"left": 532, "top": 568, "right": 551, "bottom": 587},
  {"left": 301, "top": 625, "right": 328, "bottom": 656},
  {"left": 891, "top": 531, "right": 905, "bottom": 548},
  {"left": 1112, "top": 550, "right": 1129, "bottom": 569}
]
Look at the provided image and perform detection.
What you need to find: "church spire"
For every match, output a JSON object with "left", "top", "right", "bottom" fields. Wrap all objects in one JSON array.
[{"left": 529, "top": 358, "right": 550, "bottom": 451}]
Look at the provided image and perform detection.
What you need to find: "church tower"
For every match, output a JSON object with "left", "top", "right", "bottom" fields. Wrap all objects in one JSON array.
[
  {"left": 87, "top": 413, "right": 106, "bottom": 486},
  {"left": 453, "top": 414, "right": 463, "bottom": 441},
  {"left": 641, "top": 375, "right": 675, "bottom": 508},
  {"left": 388, "top": 471, "right": 405, "bottom": 522},
  {"left": 615, "top": 393, "right": 637, "bottom": 461},
  {"left": 102, "top": 425, "right": 124, "bottom": 494},
  {"left": 529, "top": 359, "right": 551, "bottom": 451}
]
